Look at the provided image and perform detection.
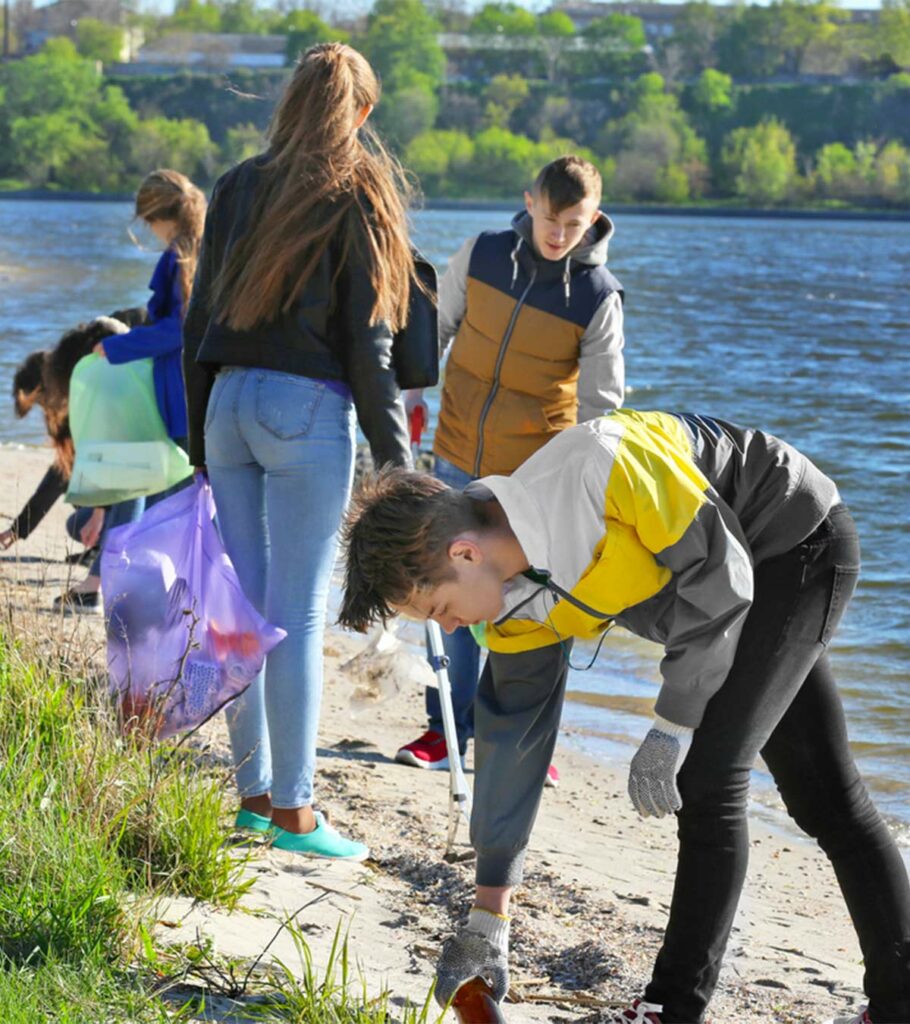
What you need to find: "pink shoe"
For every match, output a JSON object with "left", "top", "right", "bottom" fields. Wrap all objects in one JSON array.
[
  {"left": 544, "top": 763, "right": 560, "bottom": 788},
  {"left": 395, "top": 729, "right": 463, "bottom": 771}
]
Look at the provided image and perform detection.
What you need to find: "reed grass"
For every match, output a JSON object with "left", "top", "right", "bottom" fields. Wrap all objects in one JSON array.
[{"left": 0, "top": 617, "right": 438, "bottom": 1022}]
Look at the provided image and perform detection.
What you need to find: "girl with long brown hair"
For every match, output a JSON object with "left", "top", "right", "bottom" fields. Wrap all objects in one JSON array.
[
  {"left": 182, "top": 43, "right": 417, "bottom": 859},
  {"left": 57, "top": 169, "right": 206, "bottom": 613},
  {"left": 95, "top": 167, "right": 206, "bottom": 443}
]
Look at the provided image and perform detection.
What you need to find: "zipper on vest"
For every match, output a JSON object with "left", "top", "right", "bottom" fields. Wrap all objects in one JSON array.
[{"left": 473, "top": 268, "right": 538, "bottom": 477}]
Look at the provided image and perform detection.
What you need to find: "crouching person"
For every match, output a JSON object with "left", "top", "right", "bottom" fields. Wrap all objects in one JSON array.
[{"left": 339, "top": 409, "right": 910, "bottom": 1024}]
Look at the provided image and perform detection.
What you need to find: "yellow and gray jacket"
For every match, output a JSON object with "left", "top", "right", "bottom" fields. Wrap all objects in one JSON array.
[
  {"left": 469, "top": 409, "right": 841, "bottom": 729},
  {"left": 433, "top": 211, "right": 624, "bottom": 478}
]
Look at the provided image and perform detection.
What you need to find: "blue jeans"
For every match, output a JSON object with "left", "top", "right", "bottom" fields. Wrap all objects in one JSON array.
[
  {"left": 66, "top": 499, "right": 144, "bottom": 577},
  {"left": 425, "top": 456, "right": 482, "bottom": 753},
  {"left": 204, "top": 368, "right": 355, "bottom": 809}
]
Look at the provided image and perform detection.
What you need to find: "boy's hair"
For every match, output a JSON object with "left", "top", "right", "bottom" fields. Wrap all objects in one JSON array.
[
  {"left": 339, "top": 467, "right": 492, "bottom": 633},
  {"left": 533, "top": 155, "right": 602, "bottom": 213}
]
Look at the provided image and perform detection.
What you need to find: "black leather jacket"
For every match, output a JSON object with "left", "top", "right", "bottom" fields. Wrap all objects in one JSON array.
[{"left": 183, "top": 155, "right": 411, "bottom": 469}]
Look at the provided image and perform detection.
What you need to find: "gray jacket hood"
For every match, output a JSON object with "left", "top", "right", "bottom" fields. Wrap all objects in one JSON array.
[{"left": 510, "top": 209, "right": 614, "bottom": 267}]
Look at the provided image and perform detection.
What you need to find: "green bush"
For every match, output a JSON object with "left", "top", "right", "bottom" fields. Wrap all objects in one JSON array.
[
  {"left": 721, "top": 117, "right": 800, "bottom": 204},
  {"left": 601, "top": 74, "right": 709, "bottom": 201},
  {"left": 405, "top": 129, "right": 475, "bottom": 195},
  {"left": 128, "top": 116, "right": 218, "bottom": 184},
  {"left": 814, "top": 141, "right": 864, "bottom": 199},
  {"left": 279, "top": 10, "right": 349, "bottom": 65},
  {"left": 75, "top": 18, "right": 125, "bottom": 65},
  {"left": 375, "top": 84, "right": 440, "bottom": 149},
  {"left": 470, "top": 126, "right": 539, "bottom": 195},
  {"left": 360, "top": 0, "right": 445, "bottom": 95},
  {"left": 874, "top": 139, "right": 910, "bottom": 204}
]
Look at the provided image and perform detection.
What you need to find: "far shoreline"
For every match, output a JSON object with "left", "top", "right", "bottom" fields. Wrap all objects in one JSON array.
[{"left": 1, "top": 189, "right": 909, "bottom": 223}]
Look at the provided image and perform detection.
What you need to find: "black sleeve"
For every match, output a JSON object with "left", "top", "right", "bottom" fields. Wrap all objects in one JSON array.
[
  {"left": 183, "top": 181, "right": 221, "bottom": 468},
  {"left": 11, "top": 463, "right": 67, "bottom": 540},
  {"left": 335, "top": 244, "right": 411, "bottom": 470}
]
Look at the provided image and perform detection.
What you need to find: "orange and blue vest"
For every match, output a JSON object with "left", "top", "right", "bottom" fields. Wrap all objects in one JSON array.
[{"left": 434, "top": 224, "right": 623, "bottom": 478}]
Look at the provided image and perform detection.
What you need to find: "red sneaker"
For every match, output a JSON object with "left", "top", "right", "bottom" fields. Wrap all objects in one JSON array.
[
  {"left": 544, "top": 763, "right": 560, "bottom": 788},
  {"left": 610, "top": 999, "right": 663, "bottom": 1023},
  {"left": 395, "top": 730, "right": 463, "bottom": 771}
]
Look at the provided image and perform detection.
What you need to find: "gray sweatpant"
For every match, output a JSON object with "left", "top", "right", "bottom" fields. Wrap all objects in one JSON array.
[{"left": 471, "top": 640, "right": 570, "bottom": 887}]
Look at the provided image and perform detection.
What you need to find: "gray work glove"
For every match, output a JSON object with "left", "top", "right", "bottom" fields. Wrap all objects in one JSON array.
[
  {"left": 435, "top": 907, "right": 510, "bottom": 1007},
  {"left": 628, "top": 718, "right": 694, "bottom": 818}
]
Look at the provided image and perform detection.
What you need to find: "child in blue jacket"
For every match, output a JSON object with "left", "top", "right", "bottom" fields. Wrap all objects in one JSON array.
[
  {"left": 56, "top": 169, "right": 206, "bottom": 614},
  {"left": 97, "top": 168, "right": 207, "bottom": 446}
]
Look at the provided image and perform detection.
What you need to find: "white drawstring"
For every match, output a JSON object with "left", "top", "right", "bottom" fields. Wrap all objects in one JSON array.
[
  {"left": 510, "top": 237, "right": 522, "bottom": 289},
  {"left": 563, "top": 255, "right": 572, "bottom": 307}
]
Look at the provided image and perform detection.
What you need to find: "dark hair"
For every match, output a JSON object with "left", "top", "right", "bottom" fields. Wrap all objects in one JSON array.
[
  {"left": 533, "top": 155, "right": 602, "bottom": 213},
  {"left": 13, "top": 315, "right": 138, "bottom": 478},
  {"left": 339, "top": 467, "right": 493, "bottom": 633},
  {"left": 214, "top": 42, "right": 416, "bottom": 333},
  {"left": 13, "top": 351, "right": 47, "bottom": 417}
]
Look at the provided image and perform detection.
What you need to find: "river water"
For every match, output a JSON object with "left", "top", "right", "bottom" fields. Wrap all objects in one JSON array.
[{"left": 1, "top": 200, "right": 907, "bottom": 841}]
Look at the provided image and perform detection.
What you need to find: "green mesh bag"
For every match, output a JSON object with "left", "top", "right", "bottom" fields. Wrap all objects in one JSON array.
[{"left": 65, "top": 353, "right": 192, "bottom": 507}]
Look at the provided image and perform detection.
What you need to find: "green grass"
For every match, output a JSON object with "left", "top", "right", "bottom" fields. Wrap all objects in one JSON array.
[
  {"left": 0, "top": 636, "right": 248, "bottom": 963},
  {"left": 145, "top": 921, "right": 441, "bottom": 1024},
  {"left": 258, "top": 921, "right": 439, "bottom": 1022},
  {"left": 0, "top": 953, "right": 194, "bottom": 1023},
  {"left": 0, "top": 632, "right": 438, "bottom": 1021}
]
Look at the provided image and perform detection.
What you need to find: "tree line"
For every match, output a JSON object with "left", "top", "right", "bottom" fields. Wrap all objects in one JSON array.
[
  {"left": 59, "top": 0, "right": 907, "bottom": 83},
  {"left": 0, "top": 0, "right": 908, "bottom": 208}
]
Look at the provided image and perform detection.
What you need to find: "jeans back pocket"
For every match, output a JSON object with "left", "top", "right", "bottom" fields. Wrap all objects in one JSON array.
[
  {"left": 255, "top": 373, "right": 323, "bottom": 440},
  {"left": 820, "top": 564, "right": 859, "bottom": 646}
]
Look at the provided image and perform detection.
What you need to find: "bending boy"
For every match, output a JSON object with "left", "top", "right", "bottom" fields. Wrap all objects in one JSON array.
[
  {"left": 340, "top": 409, "right": 910, "bottom": 1024},
  {"left": 399, "top": 155, "right": 624, "bottom": 778}
]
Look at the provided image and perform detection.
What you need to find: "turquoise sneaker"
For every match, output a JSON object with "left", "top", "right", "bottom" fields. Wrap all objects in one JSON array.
[
  {"left": 235, "top": 808, "right": 272, "bottom": 832},
  {"left": 269, "top": 812, "right": 369, "bottom": 861}
]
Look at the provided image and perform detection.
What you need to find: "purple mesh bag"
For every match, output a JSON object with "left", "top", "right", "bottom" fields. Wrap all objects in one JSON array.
[{"left": 100, "top": 478, "right": 286, "bottom": 738}]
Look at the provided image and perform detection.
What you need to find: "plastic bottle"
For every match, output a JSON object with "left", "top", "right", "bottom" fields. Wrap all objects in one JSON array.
[{"left": 451, "top": 977, "right": 507, "bottom": 1023}]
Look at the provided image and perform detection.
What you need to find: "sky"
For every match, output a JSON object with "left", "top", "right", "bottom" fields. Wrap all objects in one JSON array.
[{"left": 34, "top": 0, "right": 888, "bottom": 19}]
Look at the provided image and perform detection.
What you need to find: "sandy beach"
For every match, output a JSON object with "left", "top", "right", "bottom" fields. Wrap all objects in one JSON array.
[{"left": 0, "top": 441, "right": 874, "bottom": 1024}]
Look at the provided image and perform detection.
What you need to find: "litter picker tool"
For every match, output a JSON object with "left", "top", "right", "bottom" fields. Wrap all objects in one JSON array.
[{"left": 410, "top": 404, "right": 473, "bottom": 858}]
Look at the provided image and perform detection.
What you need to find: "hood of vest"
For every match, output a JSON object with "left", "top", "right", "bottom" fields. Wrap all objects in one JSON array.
[
  {"left": 510, "top": 209, "right": 614, "bottom": 267},
  {"left": 508, "top": 209, "right": 615, "bottom": 306}
]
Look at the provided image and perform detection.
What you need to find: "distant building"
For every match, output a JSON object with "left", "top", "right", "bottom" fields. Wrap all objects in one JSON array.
[
  {"left": 129, "top": 32, "right": 287, "bottom": 73},
  {"left": 20, "top": 0, "right": 140, "bottom": 59},
  {"left": 552, "top": 1, "right": 879, "bottom": 45},
  {"left": 438, "top": 32, "right": 625, "bottom": 53},
  {"left": 439, "top": 30, "right": 649, "bottom": 82},
  {"left": 553, "top": 2, "right": 689, "bottom": 43}
]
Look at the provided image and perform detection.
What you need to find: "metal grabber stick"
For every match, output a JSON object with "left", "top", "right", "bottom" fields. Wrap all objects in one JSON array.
[{"left": 410, "top": 405, "right": 473, "bottom": 856}]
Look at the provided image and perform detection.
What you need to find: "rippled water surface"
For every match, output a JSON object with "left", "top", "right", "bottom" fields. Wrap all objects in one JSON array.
[{"left": 1, "top": 200, "right": 907, "bottom": 835}]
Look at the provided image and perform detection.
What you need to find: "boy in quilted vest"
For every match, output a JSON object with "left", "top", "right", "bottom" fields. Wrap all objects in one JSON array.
[{"left": 398, "top": 156, "right": 625, "bottom": 778}]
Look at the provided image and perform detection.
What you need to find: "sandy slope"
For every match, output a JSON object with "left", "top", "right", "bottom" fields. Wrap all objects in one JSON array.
[{"left": 0, "top": 441, "right": 871, "bottom": 1024}]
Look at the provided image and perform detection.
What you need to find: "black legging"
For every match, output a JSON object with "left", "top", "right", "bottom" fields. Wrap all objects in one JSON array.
[{"left": 645, "top": 505, "right": 910, "bottom": 1023}]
